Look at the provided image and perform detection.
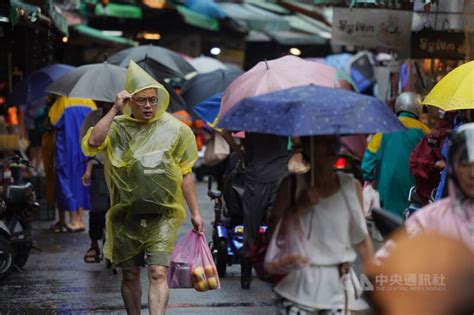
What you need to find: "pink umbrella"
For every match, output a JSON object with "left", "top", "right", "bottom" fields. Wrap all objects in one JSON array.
[{"left": 218, "top": 55, "right": 337, "bottom": 120}]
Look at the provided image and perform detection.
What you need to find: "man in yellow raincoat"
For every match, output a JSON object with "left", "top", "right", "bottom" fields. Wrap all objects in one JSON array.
[{"left": 81, "top": 61, "right": 204, "bottom": 315}]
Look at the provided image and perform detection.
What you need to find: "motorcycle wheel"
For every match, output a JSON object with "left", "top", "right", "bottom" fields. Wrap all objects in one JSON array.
[
  {"left": 0, "top": 235, "right": 13, "bottom": 280},
  {"left": 13, "top": 219, "right": 33, "bottom": 269},
  {"left": 216, "top": 239, "right": 227, "bottom": 278}
]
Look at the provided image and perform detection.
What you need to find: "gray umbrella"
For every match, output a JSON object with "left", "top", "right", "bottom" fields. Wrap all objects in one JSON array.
[{"left": 45, "top": 63, "right": 126, "bottom": 103}]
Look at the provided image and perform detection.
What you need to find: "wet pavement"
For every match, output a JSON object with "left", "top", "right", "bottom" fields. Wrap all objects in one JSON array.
[{"left": 0, "top": 180, "right": 274, "bottom": 314}]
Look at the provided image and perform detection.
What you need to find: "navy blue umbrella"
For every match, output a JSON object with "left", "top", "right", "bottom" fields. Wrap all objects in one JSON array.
[
  {"left": 8, "top": 64, "right": 74, "bottom": 106},
  {"left": 181, "top": 69, "right": 242, "bottom": 118},
  {"left": 217, "top": 84, "right": 405, "bottom": 136}
]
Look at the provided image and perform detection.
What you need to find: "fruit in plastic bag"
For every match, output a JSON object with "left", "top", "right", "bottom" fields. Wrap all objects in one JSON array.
[
  {"left": 207, "top": 277, "right": 219, "bottom": 289},
  {"left": 168, "top": 230, "right": 221, "bottom": 291},
  {"left": 205, "top": 265, "right": 217, "bottom": 278},
  {"left": 194, "top": 279, "right": 209, "bottom": 292}
]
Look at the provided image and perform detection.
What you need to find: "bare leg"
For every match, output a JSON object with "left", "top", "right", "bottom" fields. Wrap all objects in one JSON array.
[
  {"left": 122, "top": 267, "right": 142, "bottom": 315},
  {"left": 148, "top": 265, "right": 169, "bottom": 315},
  {"left": 68, "top": 211, "right": 80, "bottom": 228},
  {"left": 78, "top": 207, "right": 85, "bottom": 228}
]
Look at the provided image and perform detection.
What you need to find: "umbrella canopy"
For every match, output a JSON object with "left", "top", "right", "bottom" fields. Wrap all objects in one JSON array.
[
  {"left": 189, "top": 56, "right": 227, "bottom": 73},
  {"left": 45, "top": 63, "right": 126, "bottom": 103},
  {"left": 181, "top": 69, "right": 243, "bottom": 114},
  {"left": 422, "top": 61, "right": 474, "bottom": 111},
  {"left": 217, "top": 84, "right": 404, "bottom": 136},
  {"left": 107, "top": 45, "right": 196, "bottom": 80},
  {"left": 219, "top": 55, "right": 337, "bottom": 119},
  {"left": 8, "top": 64, "right": 75, "bottom": 106},
  {"left": 193, "top": 92, "right": 222, "bottom": 124}
]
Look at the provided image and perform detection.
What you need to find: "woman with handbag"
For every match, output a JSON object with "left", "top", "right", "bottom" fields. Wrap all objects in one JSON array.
[{"left": 270, "top": 135, "right": 374, "bottom": 315}]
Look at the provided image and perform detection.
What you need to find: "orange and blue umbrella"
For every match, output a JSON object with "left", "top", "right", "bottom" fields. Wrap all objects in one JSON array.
[
  {"left": 193, "top": 92, "right": 222, "bottom": 124},
  {"left": 217, "top": 84, "right": 404, "bottom": 136}
]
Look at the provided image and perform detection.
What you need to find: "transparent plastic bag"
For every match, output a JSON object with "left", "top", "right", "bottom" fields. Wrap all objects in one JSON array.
[
  {"left": 168, "top": 230, "right": 220, "bottom": 291},
  {"left": 264, "top": 214, "right": 310, "bottom": 275},
  {"left": 362, "top": 183, "right": 380, "bottom": 217}
]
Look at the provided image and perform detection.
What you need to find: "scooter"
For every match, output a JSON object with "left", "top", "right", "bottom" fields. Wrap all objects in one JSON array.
[
  {"left": 404, "top": 187, "right": 437, "bottom": 220},
  {"left": 0, "top": 155, "right": 39, "bottom": 280},
  {"left": 208, "top": 175, "right": 244, "bottom": 277},
  {"left": 334, "top": 146, "right": 364, "bottom": 184},
  {"left": 404, "top": 186, "right": 424, "bottom": 219}
]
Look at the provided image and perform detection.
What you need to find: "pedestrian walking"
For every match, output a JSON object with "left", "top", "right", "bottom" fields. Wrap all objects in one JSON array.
[
  {"left": 271, "top": 135, "right": 374, "bottom": 315},
  {"left": 362, "top": 92, "right": 430, "bottom": 217},
  {"left": 239, "top": 132, "right": 289, "bottom": 289},
  {"left": 81, "top": 61, "right": 204, "bottom": 315},
  {"left": 80, "top": 104, "right": 112, "bottom": 263},
  {"left": 48, "top": 96, "right": 96, "bottom": 232}
]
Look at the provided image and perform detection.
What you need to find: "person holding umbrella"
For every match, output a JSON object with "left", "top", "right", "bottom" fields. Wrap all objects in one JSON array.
[
  {"left": 271, "top": 135, "right": 374, "bottom": 315},
  {"left": 81, "top": 61, "right": 204, "bottom": 315},
  {"left": 218, "top": 84, "right": 406, "bottom": 314}
]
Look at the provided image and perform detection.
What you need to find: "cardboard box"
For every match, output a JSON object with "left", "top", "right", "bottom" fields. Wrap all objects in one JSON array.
[{"left": 0, "top": 134, "right": 20, "bottom": 150}]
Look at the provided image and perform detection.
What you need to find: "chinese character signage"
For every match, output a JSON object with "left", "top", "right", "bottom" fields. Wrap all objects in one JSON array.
[
  {"left": 411, "top": 30, "right": 466, "bottom": 59},
  {"left": 332, "top": 8, "right": 413, "bottom": 56}
]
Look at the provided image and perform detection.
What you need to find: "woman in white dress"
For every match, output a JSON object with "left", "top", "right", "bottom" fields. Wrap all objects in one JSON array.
[{"left": 271, "top": 135, "right": 374, "bottom": 315}]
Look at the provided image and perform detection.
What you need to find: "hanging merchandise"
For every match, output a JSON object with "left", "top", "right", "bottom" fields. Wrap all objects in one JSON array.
[{"left": 347, "top": 51, "right": 376, "bottom": 93}]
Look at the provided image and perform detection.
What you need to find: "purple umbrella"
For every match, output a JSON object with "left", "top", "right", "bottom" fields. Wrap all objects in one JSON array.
[{"left": 8, "top": 64, "right": 75, "bottom": 106}]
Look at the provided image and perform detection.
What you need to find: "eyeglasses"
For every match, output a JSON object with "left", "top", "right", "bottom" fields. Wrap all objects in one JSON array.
[{"left": 132, "top": 96, "right": 158, "bottom": 107}]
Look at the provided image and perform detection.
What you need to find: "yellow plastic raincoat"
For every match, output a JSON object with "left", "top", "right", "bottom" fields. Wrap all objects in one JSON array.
[{"left": 81, "top": 61, "right": 198, "bottom": 264}]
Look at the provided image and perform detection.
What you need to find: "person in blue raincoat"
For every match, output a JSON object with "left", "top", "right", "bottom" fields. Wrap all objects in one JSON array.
[
  {"left": 48, "top": 96, "right": 96, "bottom": 232},
  {"left": 362, "top": 92, "right": 430, "bottom": 218}
]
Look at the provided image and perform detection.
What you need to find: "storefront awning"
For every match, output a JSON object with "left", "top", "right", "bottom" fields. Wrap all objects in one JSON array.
[
  {"left": 176, "top": 5, "right": 219, "bottom": 31},
  {"left": 74, "top": 25, "right": 138, "bottom": 46},
  {"left": 10, "top": 0, "right": 68, "bottom": 35},
  {"left": 94, "top": 2, "right": 142, "bottom": 19},
  {"left": 219, "top": 3, "right": 288, "bottom": 32}
]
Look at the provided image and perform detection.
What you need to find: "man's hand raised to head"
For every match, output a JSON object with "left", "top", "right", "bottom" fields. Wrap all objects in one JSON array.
[{"left": 113, "top": 90, "right": 132, "bottom": 112}]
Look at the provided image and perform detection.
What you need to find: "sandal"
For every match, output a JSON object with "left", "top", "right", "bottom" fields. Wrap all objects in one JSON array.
[
  {"left": 65, "top": 224, "right": 86, "bottom": 233},
  {"left": 50, "top": 223, "right": 69, "bottom": 233},
  {"left": 84, "top": 247, "right": 101, "bottom": 263}
]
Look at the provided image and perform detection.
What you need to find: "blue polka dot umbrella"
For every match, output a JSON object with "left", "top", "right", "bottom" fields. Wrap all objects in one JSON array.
[{"left": 217, "top": 84, "right": 404, "bottom": 136}]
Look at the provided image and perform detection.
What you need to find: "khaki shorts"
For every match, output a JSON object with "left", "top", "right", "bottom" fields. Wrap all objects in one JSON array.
[{"left": 119, "top": 251, "right": 171, "bottom": 270}]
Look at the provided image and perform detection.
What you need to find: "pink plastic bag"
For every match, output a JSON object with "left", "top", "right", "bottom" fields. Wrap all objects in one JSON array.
[
  {"left": 167, "top": 230, "right": 220, "bottom": 292},
  {"left": 264, "top": 214, "right": 310, "bottom": 275}
]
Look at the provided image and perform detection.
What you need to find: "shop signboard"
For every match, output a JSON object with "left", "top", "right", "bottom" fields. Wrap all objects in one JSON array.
[
  {"left": 332, "top": 8, "right": 413, "bottom": 56},
  {"left": 411, "top": 29, "right": 466, "bottom": 59}
]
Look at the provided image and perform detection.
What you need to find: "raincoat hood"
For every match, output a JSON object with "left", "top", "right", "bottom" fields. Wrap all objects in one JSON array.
[{"left": 124, "top": 60, "right": 170, "bottom": 122}]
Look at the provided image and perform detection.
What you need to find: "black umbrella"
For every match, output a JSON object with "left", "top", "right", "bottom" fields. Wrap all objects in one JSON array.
[
  {"left": 181, "top": 69, "right": 243, "bottom": 115},
  {"left": 45, "top": 63, "right": 126, "bottom": 103},
  {"left": 107, "top": 45, "right": 196, "bottom": 80}
]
